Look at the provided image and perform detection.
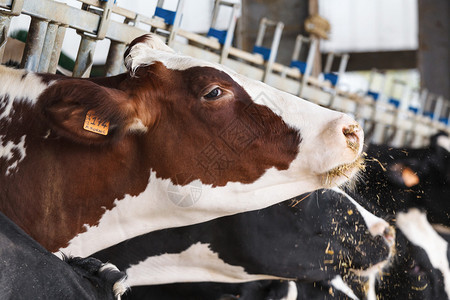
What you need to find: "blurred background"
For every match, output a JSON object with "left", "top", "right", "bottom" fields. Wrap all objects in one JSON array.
[{"left": 7, "top": 0, "right": 449, "bottom": 100}]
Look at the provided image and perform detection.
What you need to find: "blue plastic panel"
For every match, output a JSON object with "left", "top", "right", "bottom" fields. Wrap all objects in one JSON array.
[
  {"left": 388, "top": 98, "right": 400, "bottom": 108},
  {"left": 207, "top": 28, "right": 228, "bottom": 45},
  {"left": 423, "top": 111, "right": 434, "bottom": 119},
  {"left": 408, "top": 106, "right": 419, "bottom": 114},
  {"left": 439, "top": 117, "right": 449, "bottom": 125},
  {"left": 367, "top": 90, "right": 380, "bottom": 101},
  {"left": 324, "top": 73, "right": 338, "bottom": 86},
  {"left": 253, "top": 46, "right": 271, "bottom": 61},
  {"left": 155, "top": 7, "right": 176, "bottom": 25},
  {"left": 290, "top": 60, "right": 307, "bottom": 74}
]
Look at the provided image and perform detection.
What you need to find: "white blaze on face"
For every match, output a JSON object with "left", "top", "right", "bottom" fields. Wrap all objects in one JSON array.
[
  {"left": 397, "top": 209, "right": 450, "bottom": 298},
  {"left": 124, "top": 242, "right": 290, "bottom": 286}
]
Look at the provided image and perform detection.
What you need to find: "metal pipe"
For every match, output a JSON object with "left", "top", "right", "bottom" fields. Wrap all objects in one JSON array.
[
  {"left": 167, "top": 0, "right": 184, "bottom": 47},
  {"left": 73, "top": 35, "right": 96, "bottom": 78},
  {"left": 433, "top": 96, "right": 444, "bottom": 122},
  {"left": 48, "top": 25, "right": 67, "bottom": 74},
  {"left": 291, "top": 35, "right": 303, "bottom": 62},
  {"left": 336, "top": 54, "right": 349, "bottom": 86},
  {"left": 263, "top": 21, "right": 283, "bottom": 82},
  {"left": 255, "top": 18, "right": 267, "bottom": 47},
  {"left": 0, "top": 14, "right": 12, "bottom": 61},
  {"left": 298, "top": 38, "right": 317, "bottom": 97},
  {"left": 37, "top": 22, "right": 58, "bottom": 72},
  {"left": 210, "top": 0, "right": 220, "bottom": 28},
  {"left": 324, "top": 52, "right": 334, "bottom": 73},
  {"left": 105, "top": 41, "right": 126, "bottom": 76},
  {"left": 219, "top": 1, "right": 239, "bottom": 64},
  {"left": 21, "top": 17, "right": 49, "bottom": 71}
]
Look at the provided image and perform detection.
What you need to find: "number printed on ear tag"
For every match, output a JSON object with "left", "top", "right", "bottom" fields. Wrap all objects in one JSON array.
[{"left": 83, "top": 110, "right": 110, "bottom": 136}]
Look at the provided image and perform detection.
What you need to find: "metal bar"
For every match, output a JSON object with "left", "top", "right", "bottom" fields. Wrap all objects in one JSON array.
[
  {"left": 48, "top": 25, "right": 67, "bottom": 74},
  {"left": 0, "top": 0, "right": 148, "bottom": 44},
  {"left": 263, "top": 21, "right": 283, "bottom": 82},
  {"left": 95, "top": 0, "right": 113, "bottom": 40},
  {"left": 73, "top": 35, "right": 96, "bottom": 78},
  {"left": 0, "top": 14, "right": 12, "bottom": 61},
  {"left": 433, "top": 96, "right": 444, "bottom": 122},
  {"left": 37, "top": 22, "right": 58, "bottom": 72},
  {"left": 219, "top": 1, "right": 239, "bottom": 64},
  {"left": 336, "top": 54, "right": 349, "bottom": 86},
  {"left": 417, "top": 89, "right": 428, "bottom": 116},
  {"left": 9, "top": 0, "right": 24, "bottom": 15},
  {"left": 105, "top": 41, "right": 126, "bottom": 76},
  {"left": 298, "top": 38, "right": 317, "bottom": 97},
  {"left": 291, "top": 35, "right": 303, "bottom": 62},
  {"left": 324, "top": 52, "right": 334, "bottom": 73},
  {"left": 255, "top": 18, "right": 266, "bottom": 47},
  {"left": 167, "top": 0, "right": 184, "bottom": 46},
  {"left": 210, "top": 0, "right": 220, "bottom": 28},
  {"left": 21, "top": 18, "right": 49, "bottom": 71}
]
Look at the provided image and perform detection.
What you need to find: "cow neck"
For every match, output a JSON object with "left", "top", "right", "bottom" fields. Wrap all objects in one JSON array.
[{"left": 0, "top": 114, "right": 149, "bottom": 251}]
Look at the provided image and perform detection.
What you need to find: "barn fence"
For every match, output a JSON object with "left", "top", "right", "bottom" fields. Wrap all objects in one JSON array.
[{"left": 0, "top": 0, "right": 448, "bottom": 148}]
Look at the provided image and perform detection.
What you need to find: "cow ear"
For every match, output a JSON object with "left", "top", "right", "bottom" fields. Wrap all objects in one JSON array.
[
  {"left": 124, "top": 34, "right": 174, "bottom": 76},
  {"left": 38, "top": 79, "right": 146, "bottom": 145}
]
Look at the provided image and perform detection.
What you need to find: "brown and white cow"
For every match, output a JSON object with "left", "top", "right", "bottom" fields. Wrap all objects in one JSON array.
[{"left": 0, "top": 34, "right": 364, "bottom": 257}]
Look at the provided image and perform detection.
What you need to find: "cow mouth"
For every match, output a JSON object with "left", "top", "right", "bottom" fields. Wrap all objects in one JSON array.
[
  {"left": 349, "top": 227, "right": 396, "bottom": 278},
  {"left": 322, "top": 156, "right": 365, "bottom": 187}
]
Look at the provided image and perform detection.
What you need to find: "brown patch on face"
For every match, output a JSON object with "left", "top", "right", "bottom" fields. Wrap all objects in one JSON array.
[{"left": 130, "top": 63, "right": 301, "bottom": 186}]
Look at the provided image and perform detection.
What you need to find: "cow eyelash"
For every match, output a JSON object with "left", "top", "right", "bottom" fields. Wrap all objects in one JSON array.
[{"left": 203, "top": 87, "right": 223, "bottom": 100}]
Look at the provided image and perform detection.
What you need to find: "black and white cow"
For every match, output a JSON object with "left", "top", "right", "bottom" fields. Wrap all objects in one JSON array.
[
  {"left": 0, "top": 211, "right": 127, "bottom": 300},
  {"left": 92, "top": 188, "right": 394, "bottom": 299},
  {"left": 376, "top": 208, "right": 450, "bottom": 300},
  {"left": 357, "top": 132, "right": 450, "bottom": 225},
  {"left": 127, "top": 209, "right": 449, "bottom": 300}
]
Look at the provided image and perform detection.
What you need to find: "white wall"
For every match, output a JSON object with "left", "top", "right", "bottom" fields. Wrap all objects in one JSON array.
[{"left": 319, "top": 0, "right": 418, "bottom": 53}]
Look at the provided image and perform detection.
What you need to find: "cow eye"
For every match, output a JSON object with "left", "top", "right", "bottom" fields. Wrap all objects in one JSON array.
[{"left": 204, "top": 87, "right": 222, "bottom": 100}]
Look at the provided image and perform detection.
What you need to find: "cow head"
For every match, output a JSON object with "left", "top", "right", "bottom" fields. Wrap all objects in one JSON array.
[
  {"left": 362, "top": 132, "right": 450, "bottom": 225},
  {"left": 40, "top": 34, "right": 363, "bottom": 191},
  {"left": 377, "top": 209, "right": 450, "bottom": 299}
]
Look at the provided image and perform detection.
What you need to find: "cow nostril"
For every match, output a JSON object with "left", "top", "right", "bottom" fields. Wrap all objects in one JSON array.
[{"left": 343, "top": 124, "right": 360, "bottom": 152}]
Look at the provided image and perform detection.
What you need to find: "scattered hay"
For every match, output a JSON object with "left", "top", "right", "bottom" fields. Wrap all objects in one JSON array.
[{"left": 322, "top": 157, "right": 366, "bottom": 187}]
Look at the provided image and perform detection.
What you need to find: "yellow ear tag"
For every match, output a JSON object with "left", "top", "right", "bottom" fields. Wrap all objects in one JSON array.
[
  {"left": 402, "top": 167, "right": 420, "bottom": 187},
  {"left": 83, "top": 110, "right": 110, "bottom": 136}
]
